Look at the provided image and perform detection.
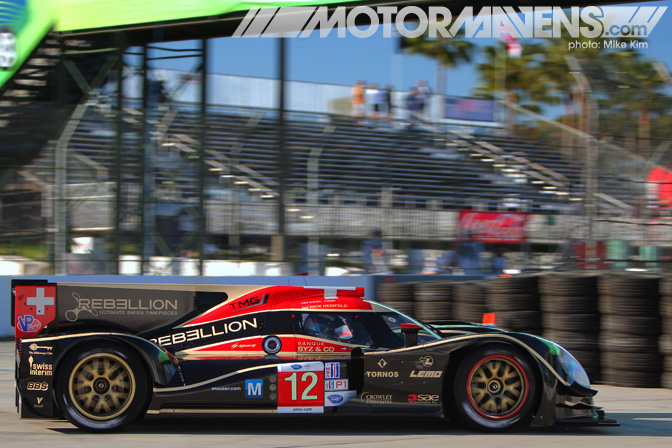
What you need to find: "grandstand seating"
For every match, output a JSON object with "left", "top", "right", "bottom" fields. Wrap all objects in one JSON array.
[{"left": 20, "top": 101, "right": 606, "bottom": 219}]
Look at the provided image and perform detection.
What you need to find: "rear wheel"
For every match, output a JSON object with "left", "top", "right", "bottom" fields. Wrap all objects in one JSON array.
[
  {"left": 56, "top": 343, "right": 149, "bottom": 432},
  {"left": 452, "top": 345, "right": 538, "bottom": 431}
]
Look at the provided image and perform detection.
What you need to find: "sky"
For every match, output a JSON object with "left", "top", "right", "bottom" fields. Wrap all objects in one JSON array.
[{"left": 151, "top": 1, "right": 672, "bottom": 101}]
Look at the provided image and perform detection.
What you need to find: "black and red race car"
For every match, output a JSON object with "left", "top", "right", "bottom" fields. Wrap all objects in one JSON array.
[{"left": 12, "top": 280, "right": 615, "bottom": 432}]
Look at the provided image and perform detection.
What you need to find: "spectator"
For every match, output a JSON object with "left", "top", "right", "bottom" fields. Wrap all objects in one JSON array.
[
  {"left": 373, "top": 85, "right": 390, "bottom": 121},
  {"left": 404, "top": 87, "right": 419, "bottom": 125},
  {"left": 416, "top": 80, "right": 431, "bottom": 118},
  {"left": 351, "top": 80, "right": 365, "bottom": 118},
  {"left": 436, "top": 242, "right": 459, "bottom": 274},
  {"left": 491, "top": 245, "right": 507, "bottom": 275},
  {"left": 366, "top": 83, "right": 380, "bottom": 118},
  {"left": 458, "top": 232, "right": 484, "bottom": 275},
  {"left": 361, "top": 228, "right": 390, "bottom": 274},
  {"left": 385, "top": 86, "right": 394, "bottom": 119}
]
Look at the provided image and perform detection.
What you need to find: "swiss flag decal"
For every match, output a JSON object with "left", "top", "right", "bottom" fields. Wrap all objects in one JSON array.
[{"left": 15, "top": 286, "right": 56, "bottom": 338}]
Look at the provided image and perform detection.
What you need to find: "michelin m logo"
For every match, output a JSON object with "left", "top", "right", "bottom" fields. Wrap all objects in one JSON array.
[
  {"left": 245, "top": 379, "right": 263, "bottom": 398},
  {"left": 232, "top": 6, "right": 667, "bottom": 39}
]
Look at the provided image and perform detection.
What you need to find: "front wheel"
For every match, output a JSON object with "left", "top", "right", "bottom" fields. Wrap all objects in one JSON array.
[
  {"left": 56, "top": 343, "right": 149, "bottom": 432},
  {"left": 451, "top": 344, "right": 538, "bottom": 431}
]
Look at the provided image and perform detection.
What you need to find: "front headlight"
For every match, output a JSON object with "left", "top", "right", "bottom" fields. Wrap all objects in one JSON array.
[{"left": 556, "top": 347, "right": 591, "bottom": 389}]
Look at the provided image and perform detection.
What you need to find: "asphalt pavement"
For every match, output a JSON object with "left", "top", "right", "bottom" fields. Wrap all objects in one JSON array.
[{"left": 1, "top": 339, "right": 670, "bottom": 447}]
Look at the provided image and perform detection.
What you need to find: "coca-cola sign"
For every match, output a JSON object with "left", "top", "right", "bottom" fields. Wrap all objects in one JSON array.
[{"left": 458, "top": 211, "right": 528, "bottom": 243}]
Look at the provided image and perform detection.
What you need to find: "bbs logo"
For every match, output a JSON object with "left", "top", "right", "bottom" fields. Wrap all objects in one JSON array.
[{"left": 27, "top": 382, "right": 49, "bottom": 391}]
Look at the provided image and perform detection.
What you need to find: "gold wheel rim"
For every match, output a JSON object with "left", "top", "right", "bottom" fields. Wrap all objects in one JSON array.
[
  {"left": 467, "top": 355, "right": 527, "bottom": 419},
  {"left": 68, "top": 353, "right": 136, "bottom": 421}
]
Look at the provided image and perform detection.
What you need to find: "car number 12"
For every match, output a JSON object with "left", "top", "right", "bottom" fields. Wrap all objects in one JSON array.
[
  {"left": 277, "top": 362, "right": 325, "bottom": 413},
  {"left": 284, "top": 371, "right": 319, "bottom": 400}
]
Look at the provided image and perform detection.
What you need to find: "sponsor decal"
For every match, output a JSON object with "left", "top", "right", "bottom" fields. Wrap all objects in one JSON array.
[
  {"left": 28, "top": 357, "right": 52, "bottom": 377},
  {"left": 324, "top": 390, "right": 357, "bottom": 407},
  {"left": 291, "top": 364, "right": 303, "bottom": 370},
  {"left": 34, "top": 397, "right": 45, "bottom": 408},
  {"left": 14, "top": 286, "right": 56, "bottom": 338},
  {"left": 16, "top": 315, "right": 41, "bottom": 334},
  {"left": 325, "top": 379, "right": 349, "bottom": 391},
  {"left": 229, "top": 294, "right": 268, "bottom": 311},
  {"left": 245, "top": 379, "right": 263, "bottom": 398},
  {"left": 408, "top": 393, "right": 440, "bottom": 404},
  {"left": 325, "top": 362, "right": 340, "bottom": 379},
  {"left": 360, "top": 391, "right": 393, "bottom": 404},
  {"left": 26, "top": 382, "right": 48, "bottom": 391},
  {"left": 65, "top": 292, "right": 179, "bottom": 322},
  {"left": 28, "top": 343, "right": 52, "bottom": 354},
  {"left": 151, "top": 318, "right": 259, "bottom": 347},
  {"left": 212, "top": 386, "right": 242, "bottom": 391},
  {"left": 410, "top": 370, "right": 442, "bottom": 378},
  {"left": 326, "top": 394, "right": 343, "bottom": 404},
  {"left": 58, "top": 286, "right": 193, "bottom": 333},
  {"left": 419, "top": 356, "right": 434, "bottom": 368},
  {"left": 231, "top": 342, "right": 257, "bottom": 349},
  {"left": 377, "top": 358, "right": 387, "bottom": 369},
  {"left": 365, "top": 371, "right": 398, "bottom": 378}
]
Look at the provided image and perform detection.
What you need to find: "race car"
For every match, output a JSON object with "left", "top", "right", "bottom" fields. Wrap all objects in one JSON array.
[{"left": 12, "top": 280, "right": 616, "bottom": 432}]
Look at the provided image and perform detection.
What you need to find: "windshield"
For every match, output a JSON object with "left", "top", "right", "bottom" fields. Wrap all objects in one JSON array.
[{"left": 369, "top": 301, "right": 442, "bottom": 345}]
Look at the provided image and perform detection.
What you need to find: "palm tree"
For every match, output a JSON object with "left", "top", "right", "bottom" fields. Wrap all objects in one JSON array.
[{"left": 401, "top": 31, "right": 474, "bottom": 95}]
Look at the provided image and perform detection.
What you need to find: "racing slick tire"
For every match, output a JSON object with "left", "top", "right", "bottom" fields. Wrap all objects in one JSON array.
[
  {"left": 55, "top": 343, "right": 150, "bottom": 432},
  {"left": 451, "top": 344, "right": 538, "bottom": 431}
]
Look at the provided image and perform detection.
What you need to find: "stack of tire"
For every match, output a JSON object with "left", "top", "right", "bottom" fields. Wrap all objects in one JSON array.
[
  {"left": 452, "top": 282, "right": 487, "bottom": 324},
  {"left": 660, "top": 278, "right": 672, "bottom": 389},
  {"left": 413, "top": 281, "right": 453, "bottom": 322},
  {"left": 599, "top": 273, "right": 662, "bottom": 388},
  {"left": 539, "top": 272, "right": 601, "bottom": 382},
  {"left": 485, "top": 275, "right": 541, "bottom": 335},
  {"left": 377, "top": 281, "right": 415, "bottom": 317}
]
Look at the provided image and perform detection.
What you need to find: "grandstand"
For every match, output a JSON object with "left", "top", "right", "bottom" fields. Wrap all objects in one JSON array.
[
  {"left": 8, "top": 89, "right": 639, "bottom": 242},
  {"left": 0, "top": 4, "right": 665, "bottom": 273}
]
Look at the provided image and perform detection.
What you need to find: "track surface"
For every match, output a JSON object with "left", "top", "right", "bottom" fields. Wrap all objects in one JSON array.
[{"left": 1, "top": 340, "right": 670, "bottom": 447}]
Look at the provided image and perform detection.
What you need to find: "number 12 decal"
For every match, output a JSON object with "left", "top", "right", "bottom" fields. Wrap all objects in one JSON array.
[
  {"left": 284, "top": 371, "right": 319, "bottom": 401},
  {"left": 277, "top": 362, "right": 324, "bottom": 413}
]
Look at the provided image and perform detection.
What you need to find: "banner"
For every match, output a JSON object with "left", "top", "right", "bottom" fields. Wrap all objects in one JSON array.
[
  {"left": 444, "top": 96, "right": 494, "bottom": 122},
  {"left": 457, "top": 210, "right": 527, "bottom": 243}
]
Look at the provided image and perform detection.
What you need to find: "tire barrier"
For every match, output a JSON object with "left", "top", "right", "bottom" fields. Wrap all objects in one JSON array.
[
  {"left": 413, "top": 281, "right": 453, "bottom": 322},
  {"left": 373, "top": 271, "right": 672, "bottom": 388},
  {"left": 539, "top": 273, "right": 600, "bottom": 382},
  {"left": 660, "top": 278, "right": 672, "bottom": 390},
  {"left": 453, "top": 282, "right": 487, "bottom": 323},
  {"left": 599, "top": 273, "right": 662, "bottom": 388},
  {"left": 485, "top": 275, "right": 541, "bottom": 336},
  {"left": 377, "top": 281, "right": 415, "bottom": 318}
]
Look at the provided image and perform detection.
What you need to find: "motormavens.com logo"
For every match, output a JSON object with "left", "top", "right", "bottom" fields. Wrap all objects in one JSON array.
[{"left": 232, "top": 6, "right": 667, "bottom": 39}]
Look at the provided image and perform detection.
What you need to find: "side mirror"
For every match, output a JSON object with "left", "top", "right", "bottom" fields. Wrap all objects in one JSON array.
[{"left": 401, "top": 323, "right": 421, "bottom": 347}]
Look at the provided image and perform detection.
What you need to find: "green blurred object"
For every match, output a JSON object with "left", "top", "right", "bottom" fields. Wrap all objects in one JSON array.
[
  {"left": 608, "top": 240, "right": 628, "bottom": 270},
  {"left": 640, "top": 245, "right": 659, "bottom": 269}
]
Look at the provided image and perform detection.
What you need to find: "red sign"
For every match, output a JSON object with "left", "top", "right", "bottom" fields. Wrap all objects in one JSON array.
[
  {"left": 14, "top": 286, "right": 57, "bottom": 338},
  {"left": 277, "top": 362, "right": 324, "bottom": 413},
  {"left": 458, "top": 211, "right": 528, "bottom": 243}
]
